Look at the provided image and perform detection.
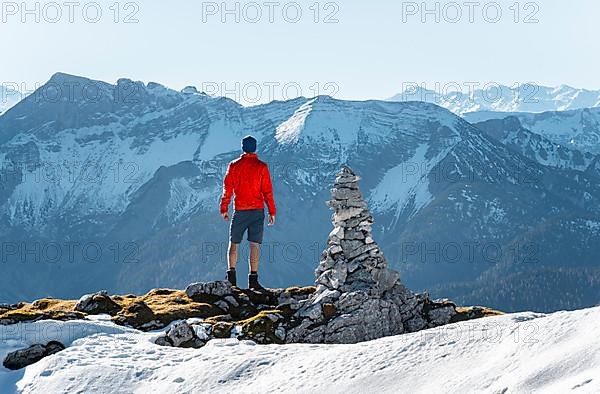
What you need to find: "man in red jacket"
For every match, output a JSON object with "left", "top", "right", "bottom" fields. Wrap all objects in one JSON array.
[{"left": 220, "top": 135, "right": 276, "bottom": 290}]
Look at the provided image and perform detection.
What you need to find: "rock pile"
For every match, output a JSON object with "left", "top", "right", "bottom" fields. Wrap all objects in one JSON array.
[
  {"left": 152, "top": 284, "right": 316, "bottom": 348},
  {"left": 286, "top": 166, "right": 456, "bottom": 343}
]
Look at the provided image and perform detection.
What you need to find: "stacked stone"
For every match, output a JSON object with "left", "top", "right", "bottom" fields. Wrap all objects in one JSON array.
[
  {"left": 286, "top": 166, "right": 454, "bottom": 344},
  {"left": 315, "top": 166, "right": 392, "bottom": 294}
]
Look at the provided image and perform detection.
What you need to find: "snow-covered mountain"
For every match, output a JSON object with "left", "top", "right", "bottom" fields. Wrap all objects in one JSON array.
[
  {"left": 2, "top": 306, "right": 599, "bottom": 393},
  {"left": 389, "top": 84, "right": 600, "bottom": 116},
  {"left": 1, "top": 73, "right": 600, "bottom": 313},
  {"left": 0, "top": 85, "right": 21, "bottom": 114},
  {"left": 474, "top": 116, "right": 600, "bottom": 176},
  {"left": 465, "top": 107, "right": 600, "bottom": 155}
]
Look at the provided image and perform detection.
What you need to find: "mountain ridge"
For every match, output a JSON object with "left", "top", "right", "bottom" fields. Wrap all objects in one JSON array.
[{"left": 389, "top": 84, "right": 600, "bottom": 115}]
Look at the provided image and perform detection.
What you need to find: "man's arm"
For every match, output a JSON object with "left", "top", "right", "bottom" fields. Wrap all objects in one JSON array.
[
  {"left": 261, "top": 164, "right": 276, "bottom": 222},
  {"left": 220, "top": 164, "right": 234, "bottom": 219}
]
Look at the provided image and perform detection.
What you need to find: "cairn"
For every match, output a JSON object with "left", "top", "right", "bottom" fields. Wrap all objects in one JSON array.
[{"left": 286, "top": 166, "right": 456, "bottom": 344}]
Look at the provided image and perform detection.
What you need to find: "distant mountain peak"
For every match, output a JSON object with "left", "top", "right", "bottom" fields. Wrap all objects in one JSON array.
[
  {"left": 388, "top": 84, "right": 600, "bottom": 115},
  {"left": 47, "top": 72, "right": 96, "bottom": 85}
]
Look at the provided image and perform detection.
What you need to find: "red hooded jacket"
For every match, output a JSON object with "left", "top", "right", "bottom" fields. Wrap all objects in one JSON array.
[{"left": 220, "top": 153, "right": 276, "bottom": 215}]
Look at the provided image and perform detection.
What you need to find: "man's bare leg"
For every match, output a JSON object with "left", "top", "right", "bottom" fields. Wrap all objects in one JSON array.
[
  {"left": 228, "top": 242, "right": 239, "bottom": 270},
  {"left": 249, "top": 242, "right": 260, "bottom": 272},
  {"left": 226, "top": 242, "right": 239, "bottom": 286},
  {"left": 248, "top": 242, "right": 264, "bottom": 290}
]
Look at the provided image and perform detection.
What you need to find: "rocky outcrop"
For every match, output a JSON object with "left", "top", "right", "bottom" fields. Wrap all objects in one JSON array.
[
  {"left": 75, "top": 290, "right": 121, "bottom": 315},
  {"left": 3, "top": 341, "right": 65, "bottom": 370},
  {"left": 0, "top": 299, "right": 83, "bottom": 326},
  {"left": 153, "top": 287, "right": 314, "bottom": 347},
  {"left": 285, "top": 167, "right": 457, "bottom": 343},
  {"left": 152, "top": 167, "right": 471, "bottom": 349}
]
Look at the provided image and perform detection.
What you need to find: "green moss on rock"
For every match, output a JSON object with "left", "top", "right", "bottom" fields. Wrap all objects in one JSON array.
[
  {"left": 212, "top": 322, "right": 234, "bottom": 338},
  {"left": 237, "top": 310, "right": 285, "bottom": 344}
]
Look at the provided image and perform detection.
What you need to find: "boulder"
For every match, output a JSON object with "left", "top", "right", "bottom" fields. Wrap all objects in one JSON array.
[
  {"left": 166, "top": 321, "right": 198, "bottom": 347},
  {"left": 112, "top": 301, "right": 155, "bottom": 328},
  {"left": 155, "top": 321, "right": 206, "bottom": 348},
  {"left": 185, "top": 281, "right": 232, "bottom": 300},
  {"left": 74, "top": 290, "right": 121, "bottom": 315},
  {"left": 3, "top": 341, "right": 65, "bottom": 370}
]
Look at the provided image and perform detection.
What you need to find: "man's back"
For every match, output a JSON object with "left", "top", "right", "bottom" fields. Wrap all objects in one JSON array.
[{"left": 220, "top": 153, "right": 276, "bottom": 216}]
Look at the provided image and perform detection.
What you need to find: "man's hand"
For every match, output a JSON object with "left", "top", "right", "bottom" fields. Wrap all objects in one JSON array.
[
  {"left": 268, "top": 214, "right": 275, "bottom": 226},
  {"left": 222, "top": 212, "right": 229, "bottom": 221}
]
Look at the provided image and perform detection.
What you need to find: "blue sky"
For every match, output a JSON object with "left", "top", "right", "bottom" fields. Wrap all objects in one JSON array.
[{"left": 1, "top": 0, "right": 597, "bottom": 104}]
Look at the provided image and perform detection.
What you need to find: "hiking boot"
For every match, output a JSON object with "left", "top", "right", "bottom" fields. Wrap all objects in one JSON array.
[
  {"left": 248, "top": 273, "right": 265, "bottom": 291},
  {"left": 226, "top": 269, "right": 237, "bottom": 287}
]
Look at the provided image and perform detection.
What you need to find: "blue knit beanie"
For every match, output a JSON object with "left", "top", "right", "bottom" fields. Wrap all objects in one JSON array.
[{"left": 242, "top": 135, "right": 257, "bottom": 153}]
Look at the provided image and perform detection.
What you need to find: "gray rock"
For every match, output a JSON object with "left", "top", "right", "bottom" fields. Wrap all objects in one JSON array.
[
  {"left": 331, "top": 188, "right": 362, "bottom": 201},
  {"left": 3, "top": 341, "right": 65, "bottom": 370},
  {"left": 346, "top": 199, "right": 368, "bottom": 208},
  {"left": 154, "top": 336, "right": 172, "bottom": 347},
  {"left": 237, "top": 293, "right": 251, "bottom": 303},
  {"left": 335, "top": 173, "right": 361, "bottom": 184},
  {"left": 185, "top": 281, "right": 232, "bottom": 298},
  {"left": 341, "top": 215, "right": 374, "bottom": 228},
  {"left": 312, "top": 289, "right": 341, "bottom": 304},
  {"left": 45, "top": 341, "right": 65, "bottom": 356},
  {"left": 319, "top": 256, "right": 336, "bottom": 272},
  {"left": 329, "top": 226, "right": 344, "bottom": 239},
  {"left": 346, "top": 259, "right": 361, "bottom": 273},
  {"left": 328, "top": 235, "right": 342, "bottom": 245},
  {"left": 341, "top": 239, "right": 365, "bottom": 254},
  {"left": 214, "top": 300, "right": 229, "bottom": 312},
  {"left": 74, "top": 290, "right": 121, "bottom": 315},
  {"left": 333, "top": 207, "right": 365, "bottom": 223},
  {"left": 405, "top": 315, "right": 428, "bottom": 332},
  {"left": 224, "top": 296, "right": 239, "bottom": 307},
  {"left": 344, "top": 229, "right": 365, "bottom": 240},
  {"left": 329, "top": 245, "right": 342, "bottom": 255},
  {"left": 317, "top": 263, "right": 347, "bottom": 290},
  {"left": 345, "top": 269, "right": 374, "bottom": 285},
  {"left": 3, "top": 345, "right": 46, "bottom": 370},
  {"left": 427, "top": 306, "right": 457, "bottom": 326},
  {"left": 346, "top": 243, "right": 378, "bottom": 260},
  {"left": 274, "top": 326, "right": 286, "bottom": 341},
  {"left": 298, "top": 303, "right": 323, "bottom": 320},
  {"left": 192, "top": 323, "right": 213, "bottom": 341},
  {"left": 336, "top": 291, "right": 369, "bottom": 312},
  {"left": 373, "top": 268, "right": 400, "bottom": 292},
  {"left": 166, "top": 321, "right": 196, "bottom": 347}
]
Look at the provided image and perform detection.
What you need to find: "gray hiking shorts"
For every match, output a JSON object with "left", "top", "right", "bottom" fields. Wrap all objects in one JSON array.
[{"left": 230, "top": 209, "right": 265, "bottom": 244}]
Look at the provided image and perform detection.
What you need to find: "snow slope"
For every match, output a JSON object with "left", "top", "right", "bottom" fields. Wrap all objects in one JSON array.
[{"left": 2, "top": 307, "right": 599, "bottom": 393}]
